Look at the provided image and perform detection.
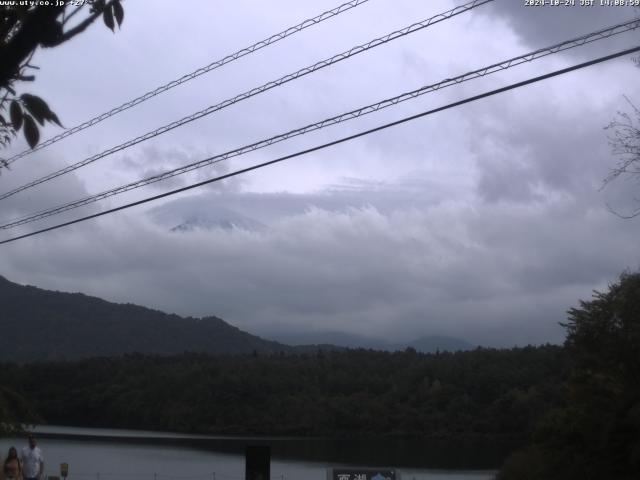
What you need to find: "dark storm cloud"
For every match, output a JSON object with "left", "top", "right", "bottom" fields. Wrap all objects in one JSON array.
[
  {"left": 471, "top": 99, "right": 610, "bottom": 204},
  {"left": 115, "top": 145, "right": 247, "bottom": 194},
  {"left": 470, "top": 1, "right": 638, "bottom": 57},
  {"left": 1, "top": 0, "right": 639, "bottom": 349},
  {"left": 0, "top": 154, "right": 96, "bottom": 226},
  {"left": 1, "top": 164, "right": 638, "bottom": 348},
  {"left": 27, "top": 176, "right": 626, "bottom": 347}
]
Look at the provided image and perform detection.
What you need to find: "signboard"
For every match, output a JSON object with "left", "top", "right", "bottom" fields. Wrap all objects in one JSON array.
[
  {"left": 327, "top": 468, "right": 398, "bottom": 480},
  {"left": 245, "top": 445, "right": 270, "bottom": 480}
]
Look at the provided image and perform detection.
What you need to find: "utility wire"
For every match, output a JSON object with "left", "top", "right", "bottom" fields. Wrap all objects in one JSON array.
[
  {"left": 2, "top": 18, "right": 638, "bottom": 230},
  {"left": 2, "top": 45, "right": 638, "bottom": 246},
  {"left": 0, "top": 0, "right": 493, "bottom": 201},
  {"left": 3, "top": 0, "right": 373, "bottom": 165}
]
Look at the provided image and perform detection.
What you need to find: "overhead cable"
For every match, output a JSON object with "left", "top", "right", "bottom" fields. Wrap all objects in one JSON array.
[
  {"left": 2, "top": 44, "right": 638, "bottom": 246},
  {"left": 0, "top": 0, "right": 493, "bottom": 201},
  {"left": 3, "top": 0, "right": 373, "bottom": 165},
  {"left": 2, "top": 18, "right": 638, "bottom": 230}
]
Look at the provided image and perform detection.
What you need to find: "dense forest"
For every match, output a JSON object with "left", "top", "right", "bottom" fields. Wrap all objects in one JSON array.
[
  {"left": 0, "top": 345, "right": 566, "bottom": 439},
  {"left": 0, "top": 272, "right": 638, "bottom": 478}
]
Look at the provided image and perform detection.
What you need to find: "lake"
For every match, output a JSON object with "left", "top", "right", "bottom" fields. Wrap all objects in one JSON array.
[{"left": 0, "top": 426, "right": 497, "bottom": 480}]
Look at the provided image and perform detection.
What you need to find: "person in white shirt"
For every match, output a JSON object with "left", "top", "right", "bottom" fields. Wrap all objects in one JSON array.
[{"left": 21, "top": 434, "right": 44, "bottom": 480}]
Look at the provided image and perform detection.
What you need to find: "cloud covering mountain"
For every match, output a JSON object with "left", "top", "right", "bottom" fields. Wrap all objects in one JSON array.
[{"left": 0, "top": 1, "right": 639, "bottom": 348}]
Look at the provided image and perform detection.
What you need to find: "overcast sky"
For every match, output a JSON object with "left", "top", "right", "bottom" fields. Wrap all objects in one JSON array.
[{"left": 1, "top": 0, "right": 640, "bottom": 347}]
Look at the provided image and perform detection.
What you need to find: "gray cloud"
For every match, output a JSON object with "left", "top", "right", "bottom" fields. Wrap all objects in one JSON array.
[
  {"left": 468, "top": 1, "right": 638, "bottom": 58},
  {"left": 1, "top": 1, "right": 639, "bottom": 350},
  {"left": 2, "top": 177, "right": 638, "bottom": 348},
  {"left": 0, "top": 153, "right": 97, "bottom": 232}
]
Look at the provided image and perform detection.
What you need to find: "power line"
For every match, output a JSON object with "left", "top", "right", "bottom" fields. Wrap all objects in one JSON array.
[
  {"left": 3, "top": 18, "right": 638, "bottom": 230},
  {"left": 2, "top": 44, "right": 638, "bottom": 246},
  {"left": 0, "top": 0, "right": 493, "bottom": 201},
  {"left": 3, "top": 0, "right": 373, "bottom": 165}
]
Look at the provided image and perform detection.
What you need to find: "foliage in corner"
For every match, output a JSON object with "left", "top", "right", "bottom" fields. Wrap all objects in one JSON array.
[
  {"left": 604, "top": 98, "right": 640, "bottom": 218},
  {"left": 498, "top": 271, "right": 640, "bottom": 480},
  {"left": 0, "top": 0, "right": 124, "bottom": 160}
]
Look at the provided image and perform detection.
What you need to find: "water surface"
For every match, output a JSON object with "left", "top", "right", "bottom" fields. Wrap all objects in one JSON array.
[{"left": 0, "top": 426, "right": 496, "bottom": 480}]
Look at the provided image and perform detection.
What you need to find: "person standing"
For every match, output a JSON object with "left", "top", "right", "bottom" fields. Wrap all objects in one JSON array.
[
  {"left": 20, "top": 435, "right": 43, "bottom": 480},
  {"left": 3, "top": 446, "right": 23, "bottom": 480}
]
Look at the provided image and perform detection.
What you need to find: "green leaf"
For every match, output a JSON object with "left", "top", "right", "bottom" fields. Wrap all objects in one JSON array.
[
  {"left": 20, "top": 94, "right": 63, "bottom": 127},
  {"left": 23, "top": 114, "right": 39, "bottom": 148},
  {"left": 90, "top": 0, "right": 106, "bottom": 14},
  {"left": 48, "top": 111, "right": 63, "bottom": 128},
  {"left": 9, "top": 101, "right": 23, "bottom": 130},
  {"left": 103, "top": 7, "right": 115, "bottom": 32},
  {"left": 113, "top": 1, "right": 124, "bottom": 27},
  {"left": 20, "top": 94, "right": 47, "bottom": 125}
]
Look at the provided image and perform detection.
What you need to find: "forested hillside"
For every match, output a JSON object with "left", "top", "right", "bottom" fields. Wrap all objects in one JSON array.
[
  {"left": 0, "top": 276, "right": 291, "bottom": 360},
  {"left": 0, "top": 346, "right": 567, "bottom": 438},
  {"left": 3, "top": 271, "right": 637, "bottom": 478}
]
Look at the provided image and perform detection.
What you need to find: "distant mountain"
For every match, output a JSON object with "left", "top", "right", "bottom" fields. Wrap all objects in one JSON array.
[
  {"left": 408, "top": 335, "right": 474, "bottom": 353},
  {"left": 267, "top": 330, "right": 388, "bottom": 350},
  {"left": 0, "top": 276, "right": 291, "bottom": 362},
  {"left": 170, "top": 212, "right": 265, "bottom": 233},
  {"left": 0, "top": 276, "right": 473, "bottom": 362},
  {"left": 265, "top": 330, "right": 474, "bottom": 353},
  {"left": 149, "top": 203, "right": 265, "bottom": 233}
]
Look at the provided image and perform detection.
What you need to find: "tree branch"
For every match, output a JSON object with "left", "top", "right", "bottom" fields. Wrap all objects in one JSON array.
[
  {"left": 0, "top": 8, "right": 20, "bottom": 45},
  {"left": 61, "top": 5, "right": 83, "bottom": 26},
  {"left": 606, "top": 202, "right": 640, "bottom": 219},
  {"left": 53, "top": 1, "right": 114, "bottom": 46},
  {"left": 0, "top": 6, "right": 64, "bottom": 88}
]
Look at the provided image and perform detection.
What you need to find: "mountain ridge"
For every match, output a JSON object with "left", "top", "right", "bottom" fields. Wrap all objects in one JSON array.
[
  {"left": 0, "top": 275, "right": 292, "bottom": 361},
  {"left": 0, "top": 275, "right": 473, "bottom": 361},
  {"left": 264, "top": 330, "right": 473, "bottom": 353}
]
